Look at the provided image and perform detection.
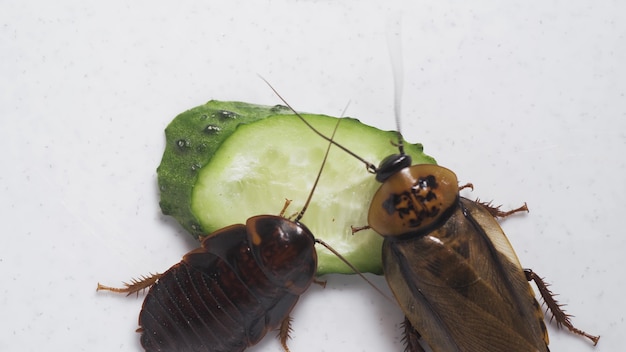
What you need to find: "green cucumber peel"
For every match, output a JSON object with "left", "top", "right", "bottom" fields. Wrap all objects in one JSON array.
[{"left": 157, "top": 101, "right": 294, "bottom": 237}]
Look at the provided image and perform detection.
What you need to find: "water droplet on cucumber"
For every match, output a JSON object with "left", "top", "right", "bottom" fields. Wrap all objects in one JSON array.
[
  {"left": 212, "top": 110, "right": 238, "bottom": 120},
  {"left": 204, "top": 125, "right": 221, "bottom": 134},
  {"left": 271, "top": 105, "right": 290, "bottom": 113},
  {"left": 176, "top": 139, "right": 191, "bottom": 149}
]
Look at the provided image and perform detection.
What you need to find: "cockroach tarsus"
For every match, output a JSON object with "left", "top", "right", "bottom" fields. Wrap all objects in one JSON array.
[
  {"left": 97, "top": 119, "right": 378, "bottom": 352},
  {"left": 97, "top": 273, "right": 161, "bottom": 297},
  {"left": 263, "top": 79, "right": 600, "bottom": 351}
]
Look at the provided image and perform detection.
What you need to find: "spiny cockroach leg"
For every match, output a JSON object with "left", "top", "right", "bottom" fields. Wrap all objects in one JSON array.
[
  {"left": 96, "top": 273, "right": 162, "bottom": 297},
  {"left": 476, "top": 199, "right": 529, "bottom": 219},
  {"left": 524, "top": 269, "right": 600, "bottom": 345},
  {"left": 277, "top": 315, "right": 293, "bottom": 352},
  {"left": 401, "top": 317, "right": 426, "bottom": 352}
]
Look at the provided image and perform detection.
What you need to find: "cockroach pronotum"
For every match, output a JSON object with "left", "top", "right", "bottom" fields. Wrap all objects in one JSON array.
[
  {"left": 264, "top": 79, "right": 600, "bottom": 351},
  {"left": 97, "top": 120, "right": 370, "bottom": 352}
]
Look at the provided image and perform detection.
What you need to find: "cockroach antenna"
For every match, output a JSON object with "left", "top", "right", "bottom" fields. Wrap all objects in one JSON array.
[
  {"left": 258, "top": 75, "right": 379, "bottom": 175},
  {"left": 386, "top": 15, "right": 406, "bottom": 155}
]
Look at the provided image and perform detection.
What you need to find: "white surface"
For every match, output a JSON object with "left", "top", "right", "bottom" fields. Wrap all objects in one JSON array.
[{"left": 1, "top": 1, "right": 624, "bottom": 351}]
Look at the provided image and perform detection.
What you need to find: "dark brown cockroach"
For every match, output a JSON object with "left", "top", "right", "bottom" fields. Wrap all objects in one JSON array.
[
  {"left": 97, "top": 121, "right": 367, "bottom": 352},
  {"left": 264, "top": 81, "right": 600, "bottom": 351},
  {"left": 98, "top": 215, "right": 316, "bottom": 352}
]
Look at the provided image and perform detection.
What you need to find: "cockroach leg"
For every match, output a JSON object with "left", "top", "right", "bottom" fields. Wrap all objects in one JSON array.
[
  {"left": 350, "top": 224, "right": 371, "bottom": 234},
  {"left": 278, "top": 199, "right": 300, "bottom": 221},
  {"left": 475, "top": 199, "right": 529, "bottom": 219},
  {"left": 278, "top": 199, "right": 292, "bottom": 217},
  {"left": 313, "top": 279, "right": 327, "bottom": 288},
  {"left": 277, "top": 315, "right": 294, "bottom": 352},
  {"left": 458, "top": 182, "right": 474, "bottom": 192},
  {"left": 524, "top": 269, "right": 600, "bottom": 346},
  {"left": 401, "top": 317, "right": 426, "bottom": 352},
  {"left": 96, "top": 273, "right": 161, "bottom": 297}
]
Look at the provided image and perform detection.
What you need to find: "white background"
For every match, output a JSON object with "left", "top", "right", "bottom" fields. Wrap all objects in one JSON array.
[{"left": 1, "top": 1, "right": 624, "bottom": 351}]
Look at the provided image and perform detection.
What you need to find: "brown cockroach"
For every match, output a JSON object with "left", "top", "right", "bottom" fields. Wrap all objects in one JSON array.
[
  {"left": 263, "top": 79, "right": 600, "bottom": 351},
  {"left": 97, "top": 120, "right": 370, "bottom": 352}
]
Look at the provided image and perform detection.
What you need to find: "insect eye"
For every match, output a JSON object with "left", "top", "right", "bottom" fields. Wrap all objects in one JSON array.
[{"left": 376, "top": 154, "right": 412, "bottom": 182}]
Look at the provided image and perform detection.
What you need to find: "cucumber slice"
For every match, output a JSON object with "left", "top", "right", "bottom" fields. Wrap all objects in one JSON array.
[
  {"left": 157, "top": 101, "right": 295, "bottom": 237},
  {"left": 190, "top": 113, "right": 435, "bottom": 275}
]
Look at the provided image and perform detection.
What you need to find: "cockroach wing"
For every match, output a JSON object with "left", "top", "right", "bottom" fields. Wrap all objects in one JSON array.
[{"left": 383, "top": 198, "right": 548, "bottom": 352}]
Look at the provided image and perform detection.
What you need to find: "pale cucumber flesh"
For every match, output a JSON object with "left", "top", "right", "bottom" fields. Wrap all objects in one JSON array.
[{"left": 190, "top": 113, "right": 435, "bottom": 275}]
